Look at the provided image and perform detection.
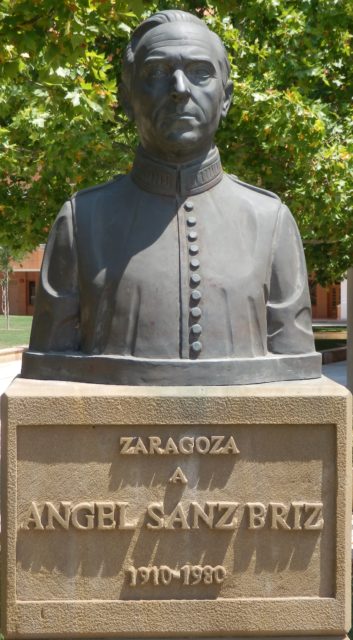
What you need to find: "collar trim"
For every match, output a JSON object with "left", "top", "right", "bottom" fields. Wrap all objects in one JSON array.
[{"left": 131, "top": 147, "right": 223, "bottom": 196}]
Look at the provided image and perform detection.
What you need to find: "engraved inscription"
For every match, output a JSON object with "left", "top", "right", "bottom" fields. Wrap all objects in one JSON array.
[
  {"left": 127, "top": 565, "right": 227, "bottom": 587},
  {"left": 246, "top": 502, "right": 324, "bottom": 531},
  {"left": 16, "top": 422, "right": 334, "bottom": 601},
  {"left": 21, "top": 500, "right": 324, "bottom": 531},
  {"left": 119, "top": 435, "right": 240, "bottom": 455},
  {"left": 169, "top": 467, "right": 188, "bottom": 484}
]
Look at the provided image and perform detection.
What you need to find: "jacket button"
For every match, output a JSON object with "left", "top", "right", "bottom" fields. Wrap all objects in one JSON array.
[
  {"left": 191, "top": 290, "right": 201, "bottom": 302},
  {"left": 191, "top": 323, "right": 202, "bottom": 335},
  {"left": 188, "top": 231, "right": 198, "bottom": 241},
  {"left": 190, "top": 258, "right": 200, "bottom": 269},
  {"left": 189, "top": 244, "right": 199, "bottom": 255},
  {"left": 187, "top": 216, "right": 197, "bottom": 226},
  {"left": 191, "top": 341, "right": 202, "bottom": 353},
  {"left": 184, "top": 201, "right": 194, "bottom": 211},
  {"left": 190, "top": 273, "right": 201, "bottom": 285},
  {"left": 190, "top": 307, "right": 202, "bottom": 319}
]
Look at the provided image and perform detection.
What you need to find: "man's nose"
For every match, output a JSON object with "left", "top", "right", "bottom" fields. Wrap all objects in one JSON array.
[{"left": 171, "top": 69, "right": 191, "bottom": 100}]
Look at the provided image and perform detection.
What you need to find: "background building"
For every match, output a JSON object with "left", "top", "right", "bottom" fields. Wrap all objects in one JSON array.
[
  {"left": 310, "top": 278, "right": 346, "bottom": 321},
  {"left": 3, "top": 246, "right": 45, "bottom": 316}
]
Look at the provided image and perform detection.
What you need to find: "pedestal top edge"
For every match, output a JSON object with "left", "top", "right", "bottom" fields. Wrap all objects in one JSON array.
[{"left": 2, "top": 375, "right": 350, "bottom": 400}]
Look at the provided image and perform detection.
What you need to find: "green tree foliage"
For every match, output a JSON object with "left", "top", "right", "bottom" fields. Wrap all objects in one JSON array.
[
  {"left": 0, "top": 0, "right": 140, "bottom": 254},
  {"left": 0, "top": 0, "right": 352, "bottom": 283}
]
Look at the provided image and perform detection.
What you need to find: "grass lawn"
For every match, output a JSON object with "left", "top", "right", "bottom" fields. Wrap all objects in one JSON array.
[
  {"left": 313, "top": 327, "right": 347, "bottom": 352},
  {"left": 0, "top": 315, "right": 32, "bottom": 349},
  {"left": 314, "top": 338, "right": 346, "bottom": 351}
]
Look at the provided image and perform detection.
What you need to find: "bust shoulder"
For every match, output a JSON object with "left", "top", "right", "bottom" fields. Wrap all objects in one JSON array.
[
  {"left": 227, "top": 174, "right": 281, "bottom": 200},
  {"left": 71, "top": 174, "right": 125, "bottom": 202},
  {"left": 222, "top": 174, "right": 282, "bottom": 218}
]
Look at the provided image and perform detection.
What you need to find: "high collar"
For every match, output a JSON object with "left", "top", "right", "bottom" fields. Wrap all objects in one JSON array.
[{"left": 131, "top": 146, "right": 223, "bottom": 197}]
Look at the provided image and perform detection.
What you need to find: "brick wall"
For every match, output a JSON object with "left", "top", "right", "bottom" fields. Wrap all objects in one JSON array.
[{"left": 0, "top": 247, "right": 44, "bottom": 316}]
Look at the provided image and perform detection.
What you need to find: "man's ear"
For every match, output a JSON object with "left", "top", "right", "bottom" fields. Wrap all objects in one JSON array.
[
  {"left": 119, "top": 82, "right": 134, "bottom": 121},
  {"left": 221, "top": 79, "right": 233, "bottom": 119}
]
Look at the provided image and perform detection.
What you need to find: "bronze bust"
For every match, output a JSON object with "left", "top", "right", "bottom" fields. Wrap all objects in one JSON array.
[{"left": 22, "top": 10, "right": 321, "bottom": 385}]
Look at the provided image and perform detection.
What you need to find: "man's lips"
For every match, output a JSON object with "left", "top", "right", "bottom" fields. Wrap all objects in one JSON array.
[{"left": 162, "top": 112, "right": 198, "bottom": 120}]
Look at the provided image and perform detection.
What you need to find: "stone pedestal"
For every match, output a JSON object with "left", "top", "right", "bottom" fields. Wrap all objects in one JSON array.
[{"left": 1, "top": 377, "right": 351, "bottom": 639}]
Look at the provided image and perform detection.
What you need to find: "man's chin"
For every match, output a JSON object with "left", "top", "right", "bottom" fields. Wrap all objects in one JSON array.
[
  {"left": 141, "top": 129, "right": 212, "bottom": 161},
  {"left": 167, "top": 131, "right": 199, "bottom": 142},
  {"left": 161, "top": 129, "right": 205, "bottom": 152}
]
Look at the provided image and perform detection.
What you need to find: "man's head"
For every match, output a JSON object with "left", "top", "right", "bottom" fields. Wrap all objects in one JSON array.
[{"left": 120, "top": 10, "right": 233, "bottom": 163}]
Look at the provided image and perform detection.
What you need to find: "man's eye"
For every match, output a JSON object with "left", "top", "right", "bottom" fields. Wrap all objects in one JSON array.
[
  {"left": 145, "top": 65, "right": 168, "bottom": 79},
  {"left": 187, "top": 63, "right": 214, "bottom": 82}
]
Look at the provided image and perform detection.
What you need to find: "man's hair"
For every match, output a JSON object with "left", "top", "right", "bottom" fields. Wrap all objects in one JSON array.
[{"left": 121, "top": 10, "right": 231, "bottom": 91}]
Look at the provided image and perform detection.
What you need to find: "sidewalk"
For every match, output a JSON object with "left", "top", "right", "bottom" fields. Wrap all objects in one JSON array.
[
  {"left": 322, "top": 360, "right": 347, "bottom": 386},
  {"left": 0, "top": 359, "right": 22, "bottom": 397},
  {"left": 0, "top": 358, "right": 348, "bottom": 397}
]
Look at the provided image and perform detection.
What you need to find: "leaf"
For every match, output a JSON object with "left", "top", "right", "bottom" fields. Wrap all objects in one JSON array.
[
  {"left": 117, "top": 22, "right": 132, "bottom": 34},
  {"left": 65, "top": 90, "right": 81, "bottom": 106},
  {"left": 55, "top": 66, "right": 71, "bottom": 78},
  {"left": 32, "top": 116, "right": 46, "bottom": 128},
  {"left": 84, "top": 96, "right": 103, "bottom": 113}
]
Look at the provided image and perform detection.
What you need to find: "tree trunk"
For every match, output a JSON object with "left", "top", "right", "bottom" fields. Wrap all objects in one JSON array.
[
  {"left": 5, "top": 268, "right": 9, "bottom": 329},
  {"left": 0, "top": 247, "right": 11, "bottom": 330}
]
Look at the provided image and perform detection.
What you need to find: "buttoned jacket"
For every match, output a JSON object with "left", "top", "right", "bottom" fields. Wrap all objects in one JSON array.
[{"left": 25, "top": 147, "right": 319, "bottom": 384}]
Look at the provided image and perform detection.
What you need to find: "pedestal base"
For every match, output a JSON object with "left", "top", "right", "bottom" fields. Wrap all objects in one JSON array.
[{"left": 1, "top": 377, "right": 351, "bottom": 638}]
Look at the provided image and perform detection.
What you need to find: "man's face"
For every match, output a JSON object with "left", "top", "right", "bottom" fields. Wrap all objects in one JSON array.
[{"left": 127, "top": 22, "right": 231, "bottom": 162}]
